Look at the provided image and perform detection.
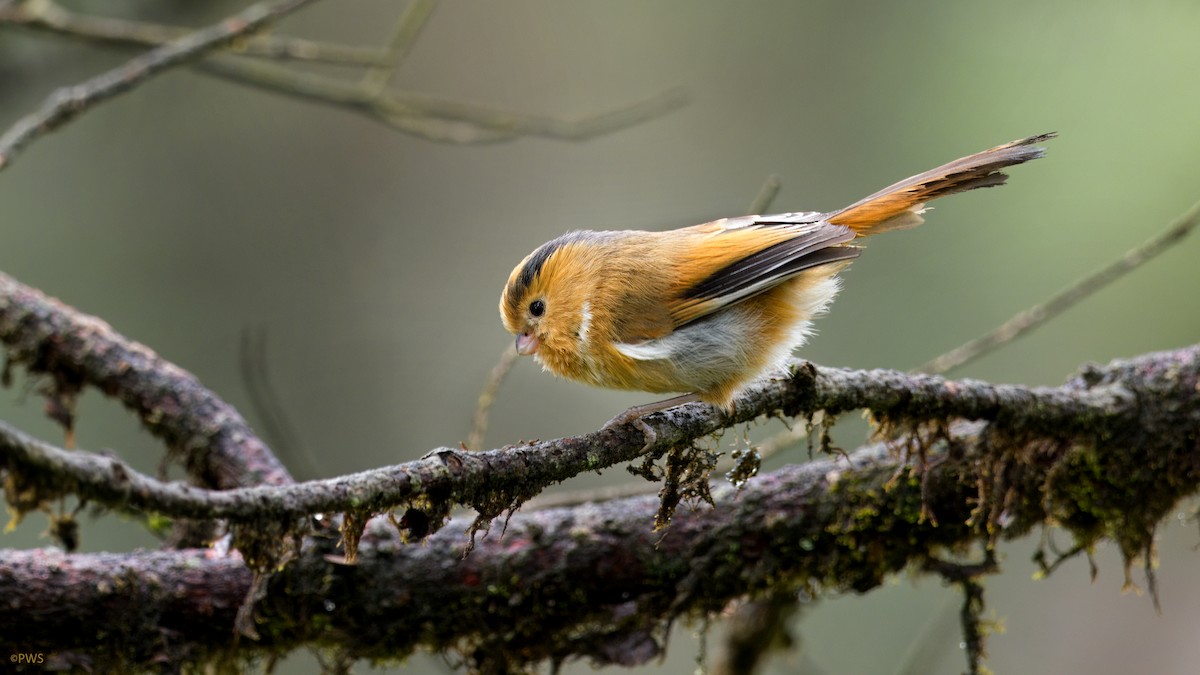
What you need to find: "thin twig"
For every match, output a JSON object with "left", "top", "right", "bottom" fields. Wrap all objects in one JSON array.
[
  {"left": 0, "top": 0, "right": 387, "bottom": 66},
  {"left": 196, "top": 54, "right": 689, "bottom": 143},
  {"left": 466, "top": 344, "right": 519, "bottom": 450},
  {"left": 239, "top": 327, "right": 312, "bottom": 476},
  {"left": 920, "top": 198, "right": 1200, "bottom": 374},
  {"left": 894, "top": 595, "right": 962, "bottom": 675},
  {"left": 360, "top": 0, "right": 437, "bottom": 96},
  {"left": 922, "top": 552, "right": 1000, "bottom": 675},
  {"left": 0, "top": 0, "right": 688, "bottom": 145},
  {"left": 747, "top": 174, "right": 782, "bottom": 214},
  {"left": 0, "top": 0, "right": 318, "bottom": 171},
  {"left": 712, "top": 593, "right": 800, "bottom": 675}
]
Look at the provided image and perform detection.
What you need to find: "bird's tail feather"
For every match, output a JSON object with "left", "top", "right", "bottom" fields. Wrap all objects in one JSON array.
[{"left": 826, "top": 132, "right": 1055, "bottom": 235}]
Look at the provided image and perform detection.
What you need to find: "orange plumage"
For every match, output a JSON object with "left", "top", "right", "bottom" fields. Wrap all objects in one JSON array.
[{"left": 500, "top": 133, "right": 1053, "bottom": 412}]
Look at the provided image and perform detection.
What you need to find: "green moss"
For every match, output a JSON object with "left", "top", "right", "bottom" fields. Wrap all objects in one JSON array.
[
  {"left": 725, "top": 446, "right": 761, "bottom": 487},
  {"left": 1039, "top": 439, "right": 1183, "bottom": 604}
]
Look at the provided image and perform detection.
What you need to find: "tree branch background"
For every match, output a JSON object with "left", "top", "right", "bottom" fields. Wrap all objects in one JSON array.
[{"left": 1, "top": 2, "right": 1199, "bottom": 674}]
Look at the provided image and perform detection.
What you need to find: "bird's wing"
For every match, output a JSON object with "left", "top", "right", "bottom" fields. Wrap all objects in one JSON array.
[{"left": 667, "top": 214, "right": 860, "bottom": 327}]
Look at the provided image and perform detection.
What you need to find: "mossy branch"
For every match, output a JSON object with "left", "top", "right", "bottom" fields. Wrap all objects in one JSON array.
[
  {"left": 3, "top": 354, "right": 1198, "bottom": 672},
  {"left": 1, "top": 274, "right": 1173, "bottom": 533},
  {"left": 4, "top": 257, "right": 1199, "bottom": 671},
  {"left": 0, "top": 271, "right": 292, "bottom": 490}
]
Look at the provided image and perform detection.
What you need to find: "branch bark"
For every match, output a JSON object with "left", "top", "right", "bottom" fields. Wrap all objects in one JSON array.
[
  {"left": 0, "top": 271, "right": 291, "bottom": 490},
  {"left": 0, "top": 443, "right": 986, "bottom": 671},
  {"left": 3, "top": 337, "right": 1198, "bottom": 672},
  {"left": 0, "top": 324, "right": 1152, "bottom": 528},
  {"left": 3, "top": 256, "right": 1199, "bottom": 670}
]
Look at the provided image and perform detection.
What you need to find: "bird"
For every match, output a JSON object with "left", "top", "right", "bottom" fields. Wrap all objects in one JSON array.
[{"left": 499, "top": 133, "right": 1053, "bottom": 434}]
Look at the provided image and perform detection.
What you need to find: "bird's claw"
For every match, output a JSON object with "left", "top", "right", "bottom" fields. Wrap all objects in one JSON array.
[{"left": 603, "top": 409, "right": 657, "bottom": 453}]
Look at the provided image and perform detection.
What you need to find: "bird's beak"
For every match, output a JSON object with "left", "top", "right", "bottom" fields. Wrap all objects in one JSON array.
[{"left": 515, "top": 332, "right": 540, "bottom": 356}]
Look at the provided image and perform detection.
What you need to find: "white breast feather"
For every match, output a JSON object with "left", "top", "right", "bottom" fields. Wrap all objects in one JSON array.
[
  {"left": 614, "top": 274, "right": 843, "bottom": 390},
  {"left": 579, "top": 300, "right": 592, "bottom": 345}
]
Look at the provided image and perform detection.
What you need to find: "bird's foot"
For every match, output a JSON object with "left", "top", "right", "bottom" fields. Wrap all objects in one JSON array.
[{"left": 602, "top": 393, "right": 702, "bottom": 453}]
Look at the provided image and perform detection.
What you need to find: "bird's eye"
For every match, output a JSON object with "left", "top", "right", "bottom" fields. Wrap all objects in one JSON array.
[{"left": 529, "top": 299, "right": 545, "bottom": 317}]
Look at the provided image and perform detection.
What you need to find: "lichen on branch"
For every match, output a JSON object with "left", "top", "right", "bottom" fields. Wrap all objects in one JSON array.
[{"left": 3, "top": 260, "right": 1200, "bottom": 672}]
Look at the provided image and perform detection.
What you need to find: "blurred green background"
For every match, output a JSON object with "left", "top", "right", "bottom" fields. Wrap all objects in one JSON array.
[{"left": 2, "top": 1, "right": 1199, "bottom": 673}]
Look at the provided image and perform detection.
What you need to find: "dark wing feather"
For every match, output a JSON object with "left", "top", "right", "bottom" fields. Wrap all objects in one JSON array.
[
  {"left": 673, "top": 221, "right": 859, "bottom": 326},
  {"left": 683, "top": 223, "right": 857, "bottom": 301}
]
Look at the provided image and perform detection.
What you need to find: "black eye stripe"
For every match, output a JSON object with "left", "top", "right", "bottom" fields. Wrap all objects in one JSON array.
[
  {"left": 515, "top": 242, "right": 561, "bottom": 297},
  {"left": 505, "top": 231, "right": 599, "bottom": 313}
]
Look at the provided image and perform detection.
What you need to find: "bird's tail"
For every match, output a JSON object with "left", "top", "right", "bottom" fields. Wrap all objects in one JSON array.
[{"left": 825, "top": 132, "right": 1055, "bottom": 236}]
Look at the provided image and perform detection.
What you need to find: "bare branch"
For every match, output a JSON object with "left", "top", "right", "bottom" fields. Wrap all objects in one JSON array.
[
  {"left": 466, "top": 344, "right": 519, "bottom": 451},
  {"left": 360, "top": 0, "right": 437, "bottom": 95},
  {"left": 0, "top": 0, "right": 319, "bottom": 171},
  {"left": 239, "top": 327, "right": 310, "bottom": 474},
  {"left": 920, "top": 197, "right": 1200, "bottom": 374},
  {"left": 747, "top": 173, "right": 783, "bottom": 214},
  {"left": 195, "top": 54, "right": 690, "bottom": 143},
  {"left": 0, "top": 0, "right": 689, "bottom": 145},
  {"left": 0, "top": 0, "right": 386, "bottom": 65},
  {"left": 0, "top": 271, "right": 291, "bottom": 489},
  {"left": 713, "top": 594, "right": 800, "bottom": 675}
]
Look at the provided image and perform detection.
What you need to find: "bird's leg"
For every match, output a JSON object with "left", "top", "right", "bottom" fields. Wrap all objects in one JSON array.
[{"left": 602, "top": 393, "right": 703, "bottom": 452}]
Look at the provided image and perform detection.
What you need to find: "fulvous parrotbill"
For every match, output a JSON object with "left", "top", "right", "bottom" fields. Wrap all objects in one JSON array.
[{"left": 500, "top": 133, "right": 1053, "bottom": 418}]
